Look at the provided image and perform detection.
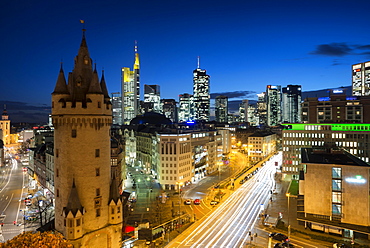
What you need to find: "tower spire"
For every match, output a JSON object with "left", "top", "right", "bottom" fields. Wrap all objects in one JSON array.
[
  {"left": 134, "top": 40, "right": 140, "bottom": 70},
  {"left": 197, "top": 56, "right": 200, "bottom": 69}
]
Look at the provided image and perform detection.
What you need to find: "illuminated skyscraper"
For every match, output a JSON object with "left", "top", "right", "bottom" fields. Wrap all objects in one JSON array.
[
  {"left": 111, "top": 92, "right": 122, "bottom": 125},
  {"left": 239, "top": 99, "right": 248, "bottom": 123},
  {"left": 161, "top": 99, "right": 177, "bottom": 122},
  {"left": 122, "top": 42, "right": 140, "bottom": 125},
  {"left": 51, "top": 29, "right": 122, "bottom": 247},
  {"left": 282, "top": 85, "right": 301, "bottom": 123},
  {"left": 144, "top": 84, "right": 161, "bottom": 113},
  {"left": 215, "top": 95, "right": 228, "bottom": 123},
  {"left": 266, "top": 85, "right": 281, "bottom": 126},
  {"left": 257, "top": 92, "right": 267, "bottom": 126},
  {"left": 352, "top": 62, "right": 370, "bottom": 96},
  {"left": 178, "top": 93, "right": 193, "bottom": 122},
  {"left": 193, "top": 57, "right": 210, "bottom": 121}
]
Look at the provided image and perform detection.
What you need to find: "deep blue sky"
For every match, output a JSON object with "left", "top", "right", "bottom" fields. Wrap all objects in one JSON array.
[{"left": 2, "top": 0, "right": 370, "bottom": 110}]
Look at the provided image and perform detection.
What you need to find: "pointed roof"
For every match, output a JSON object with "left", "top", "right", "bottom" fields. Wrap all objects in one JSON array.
[
  {"left": 64, "top": 179, "right": 84, "bottom": 216},
  {"left": 87, "top": 67, "right": 102, "bottom": 94},
  {"left": 52, "top": 64, "right": 69, "bottom": 94},
  {"left": 100, "top": 70, "right": 110, "bottom": 98},
  {"left": 109, "top": 175, "right": 121, "bottom": 204}
]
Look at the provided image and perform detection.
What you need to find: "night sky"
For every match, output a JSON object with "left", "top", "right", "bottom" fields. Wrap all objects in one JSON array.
[{"left": 2, "top": 0, "right": 370, "bottom": 122}]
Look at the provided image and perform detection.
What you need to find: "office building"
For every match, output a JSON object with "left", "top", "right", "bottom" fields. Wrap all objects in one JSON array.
[
  {"left": 282, "top": 123, "right": 370, "bottom": 176},
  {"left": 122, "top": 42, "right": 140, "bottom": 125},
  {"left": 111, "top": 92, "right": 122, "bottom": 125},
  {"left": 178, "top": 93, "right": 194, "bottom": 122},
  {"left": 51, "top": 29, "right": 122, "bottom": 247},
  {"left": 352, "top": 62, "right": 370, "bottom": 96},
  {"left": 247, "top": 132, "right": 277, "bottom": 163},
  {"left": 193, "top": 57, "right": 210, "bottom": 121},
  {"left": 162, "top": 99, "right": 177, "bottom": 123},
  {"left": 301, "top": 89, "right": 370, "bottom": 123},
  {"left": 257, "top": 92, "right": 267, "bottom": 126},
  {"left": 215, "top": 95, "right": 228, "bottom": 123},
  {"left": 282, "top": 85, "right": 301, "bottom": 123},
  {"left": 143, "top": 84, "right": 161, "bottom": 113},
  {"left": 266, "top": 85, "right": 281, "bottom": 126},
  {"left": 299, "top": 147, "right": 370, "bottom": 240},
  {"left": 238, "top": 99, "right": 248, "bottom": 123},
  {"left": 0, "top": 105, "right": 11, "bottom": 146}
]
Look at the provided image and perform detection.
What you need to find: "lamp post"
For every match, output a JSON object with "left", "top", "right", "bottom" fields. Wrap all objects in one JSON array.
[{"left": 286, "top": 192, "right": 291, "bottom": 241}]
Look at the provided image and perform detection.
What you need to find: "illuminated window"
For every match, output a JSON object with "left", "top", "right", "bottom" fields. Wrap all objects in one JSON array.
[
  {"left": 332, "top": 204, "right": 342, "bottom": 215},
  {"left": 332, "top": 192, "right": 341, "bottom": 203}
]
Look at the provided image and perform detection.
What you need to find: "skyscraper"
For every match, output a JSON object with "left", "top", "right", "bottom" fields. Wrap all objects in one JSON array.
[
  {"left": 51, "top": 29, "right": 122, "bottom": 247},
  {"left": 257, "top": 92, "right": 267, "bottom": 126},
  {"left": 266, "top": 85, "right": 282, "bottom": 126},
  {"left": 111, "top": 92, "right": 122, "bottom": 125},
  {"left": 122, "top": 42, "right": 140, "bottom": 125},
  {"left": 161, "top": 99, "right": 177, "bottom": 122},
  {"left": 352, "top": 62, "right": 370, "bottom": 96},
  {"left": 193, "top": 57, "right": 210, "bottom": 122},
  {"left": 238, "top": 99, "right": 249, "bottom": 123},
  {"left": 144, "top": 84, "right": 161, "bottom": 113},
  {"left": 215, "top": 95, "right": 228, "bottom": 123},
  {"left": 178, "top": 93, "right": 194, "bottom": 122},
  {"left": 282, "top": 85, "right": 302, "bottom": 123}
]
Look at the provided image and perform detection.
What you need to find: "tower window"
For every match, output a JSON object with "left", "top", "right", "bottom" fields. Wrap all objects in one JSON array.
[
  {"left": 111, "top": 207, "right": 115, "bottom": 214},
  {"left": 96, "top": 188, "right": 100, "bottom": 196},
  {"left": 56, "top": 169, "right": 59, "bottom": 177},
  {"left": 76, "top": 219, "right": 81, "bottom": 227},
  {"left": 72, "top": 129, "right": 77, "bottom": 138},
  {"left": 96, "top": 209, "right": 101, "bottom": 217},
  {"left": 57, "top": 189, "right": 59, "bottom": 197},
  {"left": 95, "top": 149, "right": 100, "bottom": 157},
  {"left": 96, "top": 168, "right": 100, "bottom": 176},
  {"left": 56, "top": 149, "right": 59, "bottom": 158},
  {"left": 98, "top": 101, "right": 101, "bottom": 108}
]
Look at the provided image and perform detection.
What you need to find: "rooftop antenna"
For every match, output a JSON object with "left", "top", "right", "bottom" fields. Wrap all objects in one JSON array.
[{"left": 197, "top": 56, "right": 200, "bottom": 69}]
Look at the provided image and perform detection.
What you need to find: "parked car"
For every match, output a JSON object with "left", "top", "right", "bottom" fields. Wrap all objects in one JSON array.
[
  {"left": 274, "top": 243, "right": 294, "bottom": 248},
  {"left": 210, "top": 200, "right": 219, "bottom": 205},
  {"left": 184, "top": 199, "right": 192, "bottom": 205},
  {"left": 194, "top": 199, "right": 201, "bottom": 205},
  {"left": 269, "top": 233, "right": 289, "bottom": 242}
]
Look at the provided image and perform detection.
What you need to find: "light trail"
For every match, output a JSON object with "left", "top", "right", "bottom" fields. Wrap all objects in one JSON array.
[{"left": 170, "top": 155, "right": 279, "bottom": 247}]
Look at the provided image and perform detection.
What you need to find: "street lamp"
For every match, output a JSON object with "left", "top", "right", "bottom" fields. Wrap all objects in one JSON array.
[{"left": 286, "top": 192, "right": 291, "bottom": 241}]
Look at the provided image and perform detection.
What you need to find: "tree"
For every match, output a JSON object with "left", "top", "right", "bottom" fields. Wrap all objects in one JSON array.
[{"left": 0, "top": 231, "right": 72, "bottom": 248}]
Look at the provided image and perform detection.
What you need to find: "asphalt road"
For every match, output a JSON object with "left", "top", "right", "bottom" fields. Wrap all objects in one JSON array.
[{"left": 0, "top": 153, "right": 26, "bottom": 242}]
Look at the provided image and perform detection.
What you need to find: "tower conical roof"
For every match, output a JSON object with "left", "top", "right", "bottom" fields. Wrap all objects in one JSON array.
[
  {"left": 52, "top": 65, "right": 69, "bottom": 94},
  {"left": 87, "top": 67, "right": 103, "bottom": 94},
  {"left": 109, "top": 175, "right": 121, "bottom": 204},
  {"left": 100, "top": 70, "right": 110, "bottom": 99},
  {"left": 64, "top": 179, "right": 84, "bottom": 216},
  {"left": 134, "top": 41, "right": 140, "bottom": 70}
]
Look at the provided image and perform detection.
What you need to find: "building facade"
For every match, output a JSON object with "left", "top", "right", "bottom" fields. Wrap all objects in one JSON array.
[
  {"left": 122, "top": 43, "right": 140, "bottom": 125},
  {"left": 143, "top": 84, "right": 161, "bottom": 113},
  {"left": 193, "top": 59, "right": 210, "bottom": 122},
  {"left": 299, "top": 147, "right": 370, "bottom": 240},
  {"left": 282, "top": 85, "right": 301, "bottom": 123},
  {"left": 178, "top": 93, "right": 193, "bottom": 122},
  {"left": 266, "top": 85, "right": 282, "bottom": 126},
  {"left": 301, "top": 90, "right": 370, "bottom": 123},
  {"left": 111, "top": 92, "right": 122, "bottom": 125},
  {"left": 282, "top": 123, "right": 370, "bottom": 175},
  {"left": 51, "top": 30, "right": 122, "bottom": 247},
  {"left": 257, "top": 92, "right": 267, "bottom": 126},
  {"left": 247, "top": 132, "right": 277, "bottom": 163},
  {"left": 215, "top": 95, "right": 228, "bottom": 123},
  {"left": 352, "top": 62, "right": 370, "bottom": 96},
  {"left": 162, "top": 99, "right": 177, "bottom": 123}
]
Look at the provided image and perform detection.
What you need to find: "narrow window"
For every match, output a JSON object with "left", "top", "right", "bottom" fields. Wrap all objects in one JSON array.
[
  {"left": 98, "top": 101, "right": 101, "bottom": 108},
  {"left": 96, "top": 168, "right": 100, "bottom": 177},
  {"left": 117, "top": 206, "right": 121, "bottom": 213},
  {"left": 72, "top": 129, "right": 77, "bottom": 138},
  {"left": 56, "top": 169, "right": 59, "bottom": 177},
  {"left": 111, "top": 207, "right": 115, "bottom": 214},
  {"left": 76, "top": 219, "right": 81, "bottom": 227},
  {"left": 96, "top": 209, "right": 101, "bottom": 217},
  {"left": 95, "top": 149, "right": 100, "bottom": 157},
  {"left": 57, "top": 189, "right": 59, "bottom": 197},
  {"left": 56, "top": 149, "right": 59, "bottom": 158},
  {"left": 96, "top": 188, "right": 100, "bottom": 196}
]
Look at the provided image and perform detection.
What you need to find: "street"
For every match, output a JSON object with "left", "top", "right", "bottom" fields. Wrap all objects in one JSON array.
[{"left": 0, "top": 152, "right": 27, "bottom": 242}]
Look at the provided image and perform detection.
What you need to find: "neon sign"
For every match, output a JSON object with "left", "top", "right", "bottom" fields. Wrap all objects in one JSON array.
[{"left": 345, "top": 175, "right": 366, "bottom": 184}]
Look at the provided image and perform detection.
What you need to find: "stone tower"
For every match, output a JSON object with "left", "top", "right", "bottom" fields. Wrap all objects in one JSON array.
[{"left": 51, "top": 29, "right": 122, "bottom": 248}]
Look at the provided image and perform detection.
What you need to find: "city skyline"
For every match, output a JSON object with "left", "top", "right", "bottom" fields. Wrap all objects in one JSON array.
[{"left": 2, "top": 0, "right": 370, "bottom": 122}]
